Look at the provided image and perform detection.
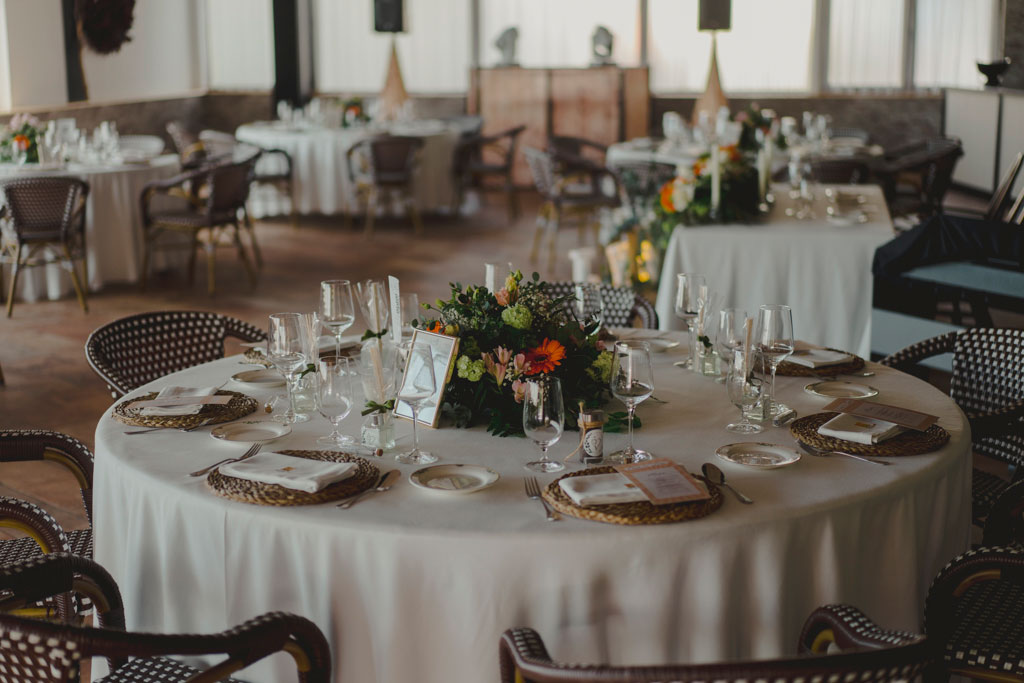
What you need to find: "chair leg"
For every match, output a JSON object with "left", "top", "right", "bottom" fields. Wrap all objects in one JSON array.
[
  {"left": 243, "top": 210, "right": 263, "bottom": 269},
  {"left": 364, "top": 186, "right": 378, "bottom": 238},
  {"left": 547, "top": 208, "right": 561, "bottom": 273},
  {"left": 63, "top": 245, "right": 88, "bottom": 314},
  {"left": 506, "top": 183, "right": 519, "bottom": 224},
  {"left": 233, "top": 223, "right": 258, "bottom": 289},
  {"left": 0, "top": 360, "right": 5, "bottom": 386},
  {"left": 205, "top": 235, "right": 217, "bottom": 297},
  {"left": 140, "top": 231, "right": 151, "bottom": 291},
  {"left": 529, "top": 203, "right": 550, "bottom": 264},
  {"left": 187, "top": 233, "right": 200, "bottom": 286},
  {"left": 6, "top": 245, "right": 21, "bottom": 318},
  {"left": 407, "top": 194, "right": 424, "bottom": 235}
]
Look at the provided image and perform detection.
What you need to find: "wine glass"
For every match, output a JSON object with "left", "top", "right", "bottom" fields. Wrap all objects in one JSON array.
[
  {"left": 395, "top": 340, "right": 437, "bottom": 465},
  {"left": 725, "top": 349, "right": 763, "bottom": 434},
  {"left": 355, "top": 279, "right": 390, "bottom": 334},
  {"left": 267, "top": 313, "right": 309, "bottom": 424},
  {"left": 320, "top": 280, "right": 356, "bottom": 359},
  {"left": 571, "top": 283, "right": 603, "bottom": 333},
  {"left": 754, "top": 304, "right": 795, "bottom": 420},
  {"left": 715, "top": 307, "right": 747, "bottom": 384},
  {"left": 399, "top": 293, "right": 420, "bottom": 340},
  {"left": 522, "top": 376, "right": 565, "bottom": 473},
  {"left": 674, "top": 273, "right": 705, "bottom": 370},
  {"left": 609, "top": 341, "right": 654, "bottom": 463},
  {"left": 316, "top": 355, "right": 354, "bottom": 448}
]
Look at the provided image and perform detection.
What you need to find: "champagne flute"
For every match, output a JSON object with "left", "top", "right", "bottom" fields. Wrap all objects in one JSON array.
[
  {"left": 399, "top": 292, "right": 420, "bottom": 341},
  {"left": 522, "top": 376, "right": 565, "bottom": 473},
  {"left": 609, "top": 341, "right": 654, "bottom": 463},
  {"left": 674, "top": 273, "right": 705, "bottom": 370},
  {"left": 316, "top": 355, "right": 354, "bottom": 448},
  {"left": 319, "top": 280, "right": 356, "bottom": 359},
  {"left": 355, "top": 279, "right": 390, "bottom": 335},
  {"left": 395, "top": 340, "right": 437, "bottom": 465},
  {"left": 754, "top": 304, "right": 794, "bottom": 420},
  {"left": 267, "top": 313, "right": 309, "bottom": 424},
  {"left": 571, "top": 283, "right": 604, "bottom": 334},
  {"left": 725, "top": 349, "right": 763, "bottom": 434},
  {"left": 715, "top": 307, "right": 747, "bottom": 384}
]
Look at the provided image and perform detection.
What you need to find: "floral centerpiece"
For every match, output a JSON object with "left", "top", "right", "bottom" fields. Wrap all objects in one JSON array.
[
  {"left": 653, "top": 144, "right": 759, "bottom": 229},
  {"left": 0, "top": 113, "right": 42, "bottom": 163},
  {"left": 341, "top": 97, "right": 371, "bottom": 127},
  {"left": 416, "top": 270, "right": 618, "bottom": 437}
]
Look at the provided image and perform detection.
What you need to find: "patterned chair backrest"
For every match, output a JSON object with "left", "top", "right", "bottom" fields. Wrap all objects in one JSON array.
[
  {"left": 85, "top": 311, "right": 267, "bottom": 397},
  {"left": 369, "top": 135, "right": 423, "bottom": 185},
  {"left": 544, "top": 281, "right": 658, "bottom": 329},
  {"left": 0, "top": 623, "right": 83, "bottom": 682},
  {"left": 206, "top": 155, "right": 258, "bottom": 215},
  {"left": 0, "top": 177, "right": 88, "bottom": 242},
  {"left": 951, "top": 328, "right": 1024, "bottom": 416},
  {"left": 613, "top": 161, "right": 678, "bottom": 214},
  {"left": 523, "top": 147, "right": 556, "bottom": 199}
]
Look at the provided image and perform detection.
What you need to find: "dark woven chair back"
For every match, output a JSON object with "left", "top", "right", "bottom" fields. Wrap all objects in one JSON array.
[
  {"left": 0, "top": 176, "right": 88, "bottom": 242},
  {"left": 523, "top": 147, "right": 557, "bottom": 199},
  {"left": 368, "top": 135, "right": 422, "bottom": 185},
  {"left": 614, "top": 161, "right": 678, "bottom": 215},
  {"left": 827, "top": 127, "right": 870, "bottom": 144},
  {"left": 950, "top": 328, "right": 1024, "bottom": 423},
  {"left": 987, "top": 151, "right": 1024, "bottom": 221},
  {"left": 85, "top": 310, "right": 267, "bottom": 397},
  {"left": 808, "top": 158, "right": 870, "bottom": 184},
  {"left": 206, "top": 155, "right": 258, "bottom": 215},
  {"left": 166, "top": 120, "right": 206, "bottom": 169},
  {"left": 545, "top": 281, "right": 658, "bottom": 329}
]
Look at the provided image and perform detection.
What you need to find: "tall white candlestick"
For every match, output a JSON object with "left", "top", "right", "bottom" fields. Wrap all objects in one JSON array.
[
  {"left": 710, "top": 145, "right": 721, "bottom": 215},
  {"left": 484, "top": 263, "right": 497, "bottom": 292}
]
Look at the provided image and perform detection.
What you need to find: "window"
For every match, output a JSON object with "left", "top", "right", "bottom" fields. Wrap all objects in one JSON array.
[
  {"left": 827, "top": 0, "right": 905, "bottom": 88},
  {"left": 314, "top": 0, "right": 470, "bottom": 94},
  {"left": 914, "top": 0, "right": 998, "bottom": 89},
  {"left": 206, "top": 0, "right": 275, "bottom": 90},
  {"left": 647, "top": 0, "right": 814, "bottom": 94}
]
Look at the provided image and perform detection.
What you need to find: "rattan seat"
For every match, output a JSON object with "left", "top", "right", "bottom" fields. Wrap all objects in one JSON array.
[
  {"left": 97, "top": 656, "right": 245, "bottom": 682},
  {"left": 973, "top": 468, "right": 1012, "bottom": 521},
  {"left": 545, "top": 281, "right": 658, "bottom": 329}
]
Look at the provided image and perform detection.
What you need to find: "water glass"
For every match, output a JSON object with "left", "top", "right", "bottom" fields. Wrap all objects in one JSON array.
[
  {"left": 754, "top": 304, "right": 795, "bottom": 420},
  {"left": 522, "top": 376, "right": 565, "bottom": 473},
  {"left": 715, "top": 308, "right": 747, "bottom": 383},
  {"left": 674, "top": 273, "right": 705, "bottom": 370},
  {"left": 316, "top": 356, "right": 354, "bottom": 448},
  {"left": 320, "top": 280, "right": 356, "bottom": 358},
  {"left": 725, "top": 349, "right": 763, "bottom": 434},
  {"left": 609, "top": 341, "right": 653, "bottom": 463},
  {"left": 571, "top": 283, "right": 603, "bottom": 334},
  {"left": 267, "top": 313, "right": 309, "bottom": 424},
  {"left": 356, "top": 279, "right": 390, "bottom": 334},
  {"left": 400, "top": 293, "right": 420, "bottom": 340},
  {"left": 395, "top": 340, "right": 437, "bottom": 465}
]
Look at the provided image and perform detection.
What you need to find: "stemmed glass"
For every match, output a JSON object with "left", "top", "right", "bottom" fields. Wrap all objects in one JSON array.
[
  {"left": 715, "top": 307, "right": 747, "bottom": 384},
  {"left": 725, "top": 349, "right": 763, "bottom": 434},
  {"left": 609, "top": 341, "right": 654, "bottom": 463},
  {"left": 395, "top": 341, "right": 437, "bottom": 465},
  {"left": 522, "top": 376, "right": 565, "bottom": 473},
  {"left": 356, "top": 279, "right": 390, "bottom": 335},
  {"left": 316, "top": 355, "right": 354, "bottom": 448},
  {"left": 674, "top": 273, "right": 705, "bottom": 370},
  {"left": 319, "top": 280, "right": 355, "bottom": 359},
  {"left": 571, "top": 283, "right": 604, "bottom": 333},
  {"left": 755, "top": 304, "right": 795, "bottom": 420},
  {"left": 399, "top": 293, "right": 420, "bottom": 341},
  {"left": 267, "top": 313, "right": 309, "bottom": 424}
]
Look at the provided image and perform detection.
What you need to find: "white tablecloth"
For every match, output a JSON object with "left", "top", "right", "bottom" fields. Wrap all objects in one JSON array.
[
  {"left": 235, "top": 121, "right": 459, "bottom": 218},
  {"left": 0, "top": 155, "right": 181, "bottom": 302},
  {"left": 93, "top": 345, "right": 969, "bottom": 683},
  {"left": 654, "top": 184, "right": 894, "bottom": 358}
]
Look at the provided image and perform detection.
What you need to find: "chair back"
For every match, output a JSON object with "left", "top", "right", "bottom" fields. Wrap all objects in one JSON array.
[
  {"left": 523, "top": 147, "right": 557, "bottom": 199},
  {"left": 199, "top": 129, "right": 239, "bottom": 158},
  {"left": 365, "top": 135, "right": 422, "bottom": 185},
  {"left": 545, "top": 281, "right": 658, "bottom": 328},
  {"left": 950, "top": 328, "right": 1024, "bottom": 419},
  {"left": 826, "top": 127, "right": 870, "bottom": 145},
  {"left": 166, "top": 120, "right": 206, "bottom": 168},
  {"left": 988, "top": 151, "right": 1024, "bottom": 221},
  {"left": 206, "top": 154, "right": 258, "bottom": 215},
  {"left": 0, "top": 430, "right": 93, "bottom": 521},
  {"left": 613, "top": 160, "right": 678, "bottom": 216},
  {"left": 85, "top": 310, "right": 267, "bottom": 397},
  {"left": 0, "top": 176, "right": 88, "bottom": 243},
  {"left": 808, "top": 158, "right": 870, "bottom": 184}
]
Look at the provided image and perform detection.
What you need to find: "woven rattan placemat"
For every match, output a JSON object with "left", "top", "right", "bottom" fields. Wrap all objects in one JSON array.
[
  {"left": 790, "top": 412, "right": 950, "bottom": 456},
  {"left": 243, "top": 348, "right": 274, "bottom": 367},
  {"left": 776, "top": 349, "right": 865, "bottom": 377},
  {"left": 113, "top": 390, "right": 258, "bottom": 428},
  {"left": 542, "top": 466, "right": 723, "bottom": 525},
  {"left": 207, "top": 449, "right": 379, "bottom": 506}
]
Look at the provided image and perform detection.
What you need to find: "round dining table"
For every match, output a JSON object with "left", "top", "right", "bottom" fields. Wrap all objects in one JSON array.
[{"left": 93, "top": 343, "right": 970, "bottom": 683}]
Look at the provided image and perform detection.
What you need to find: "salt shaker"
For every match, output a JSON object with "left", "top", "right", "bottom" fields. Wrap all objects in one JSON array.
[{"left": 578, "top": 408, "right": 605, "bottom": 465}]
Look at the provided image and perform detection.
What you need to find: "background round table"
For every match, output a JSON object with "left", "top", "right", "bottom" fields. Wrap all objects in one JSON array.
[{"left": 93, "top": 345, "right": 969, "bottom": 683}]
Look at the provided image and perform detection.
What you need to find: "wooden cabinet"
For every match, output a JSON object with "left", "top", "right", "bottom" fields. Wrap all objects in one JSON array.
[
  {"left": 944, "top": 87, "right": 1024, "bottom": 194},
  {"left": 470, "top": 66, "right": 650, "bottom": 186}
]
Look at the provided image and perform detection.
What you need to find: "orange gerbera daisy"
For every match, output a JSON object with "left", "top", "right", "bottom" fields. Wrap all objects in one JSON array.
[
  {"left": 525, "top": 338, "right": 566, "bottom": 375},
  {"left": 426, "top": 321, "right": 443, "bottom": 333},
  {"left": 659, "top": 180, "right": 675, "bottom": 212}
]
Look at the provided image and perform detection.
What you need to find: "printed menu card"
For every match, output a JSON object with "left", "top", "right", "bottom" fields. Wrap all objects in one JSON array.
[
  {"left": 823, "top": 398, "right": 938, "bottom": 432},
  {"left": 613, "top": 458, "right": 710, "bottom": 505}
]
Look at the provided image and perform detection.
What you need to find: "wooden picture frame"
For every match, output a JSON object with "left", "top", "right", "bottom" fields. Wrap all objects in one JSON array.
[{"left": 393, "top": 329, "right": 459, "bottom": 428}]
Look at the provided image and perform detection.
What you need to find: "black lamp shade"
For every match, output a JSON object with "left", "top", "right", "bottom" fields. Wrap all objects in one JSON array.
[{"left": 698, "top": 0, "right": 731, "bottom": 31}]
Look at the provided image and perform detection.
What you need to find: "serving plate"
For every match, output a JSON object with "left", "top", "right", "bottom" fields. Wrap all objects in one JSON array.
[
  {"left": 211, "top": 421, "right": 291, "bottom": 444},
  {"left": 715, "top": 442, "right": 801, "bottom": 469},
  {"left": 409, "top": 464, "right": 499, "bottom": 494},
  {"left": 804, "top": 380, "right": 878, "bottom": 399},
  {"left": 231, "top": 369, "right": 286, "bottom": 388}
]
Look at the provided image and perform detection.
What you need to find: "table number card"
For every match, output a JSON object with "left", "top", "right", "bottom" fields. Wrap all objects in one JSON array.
[
  {"left": 613, "top": 458, "right": 711, "bottom": 505},
  {"left": 388, "top": 276, "right": 402, "bottom": 343},
  {"left": 823, "top": 398, "right": 938, "bottom": 432}
]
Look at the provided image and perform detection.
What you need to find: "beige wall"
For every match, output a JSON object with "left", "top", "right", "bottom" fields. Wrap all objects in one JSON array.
[{"left": 2, "top": 0, "right": 68, "bottom": 109}]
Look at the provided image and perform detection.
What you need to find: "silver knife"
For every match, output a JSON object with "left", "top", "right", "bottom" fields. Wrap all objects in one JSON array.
[{"left": 337, "top": 469, "right": 401, "bottom": 508}]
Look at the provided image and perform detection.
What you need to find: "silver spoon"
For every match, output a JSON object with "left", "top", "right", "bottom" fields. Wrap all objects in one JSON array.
[
  {"left": 337, "top": 469, "right": 401, "bottom": 508},
  {"left": 701, "top": 462, "right": 754, "bottom": 504}
]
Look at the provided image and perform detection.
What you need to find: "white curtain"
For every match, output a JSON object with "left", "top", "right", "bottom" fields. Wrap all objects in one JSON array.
[
  {"left": 206, "top": 0, "right": 275, "bottom": 90},
  {"left": 828, "top": 0, "right": 905, "bottom": 88},
  {"left": 914, "top": 0, "right": 998, "bottom": 89},
  {"left": 314, "top": 0, "right": 470, "bottom": 94},
  {"left": 648, "top": 0, "right": 814, "bottom": 94},
  {"left": 478, "top": 0, "right": 640, "bottom": 68}
]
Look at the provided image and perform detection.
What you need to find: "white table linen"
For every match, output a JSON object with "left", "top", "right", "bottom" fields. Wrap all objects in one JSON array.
[
  {"left": 655, "top": 184, "right": 894, "bottom": 358},
  {"left": 0, "top": 155, "right": 181, "bottom": 302},
  {"left": 94, "top": 347, "right": 969, "bottom": 683},
  {"left": 235, "top": 121, "right": 459, "bottom": 218}
]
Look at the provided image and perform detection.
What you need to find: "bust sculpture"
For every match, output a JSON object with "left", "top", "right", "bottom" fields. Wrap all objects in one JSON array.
[
  {"left": 495, "top": 27, "right": 519, "bottom": 67},
  {"left": 591, "top": 26, "right": 614, "bottom": 66}
]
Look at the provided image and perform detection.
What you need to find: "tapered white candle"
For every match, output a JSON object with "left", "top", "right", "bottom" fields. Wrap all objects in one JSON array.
[
  {"left": 484, "top": 263, "right": 496, "bottom": 292},
  {"left": 711, "top": 146, "right": 721, "bottom": 214}
]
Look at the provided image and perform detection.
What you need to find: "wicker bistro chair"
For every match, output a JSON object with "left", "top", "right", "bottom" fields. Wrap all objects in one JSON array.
[
  {"left": 253, "top": 146, "right": 296, "bottom": 229},
  {"left": 347, "top": 134, "right": 425, "bottom": 238},
  {"left": 140, "top": 153, "right": 261, "bottom": 295},
  {"left": 807, "top": 157, "right": 871, "bottom": 184},
  {"left": 612, "top": 160, "right": 678, "bottom": 221},
  {"left": 881, "top": 328, "right": 1024, "bottom": 523},
  {"left": 452, "top": 124, "right": 525, "bottom": 223},
  {"left": 545, "top": 281, "right": 658, "bottom": 329},
  {"left": 983, "top": 480, "right": 1024, "bottom": 547},
  {"left": 0, "top": 553, "right": 332, "bottom": 682},
  {"left": 0, "top": 430, "right": 93, "bottom": 622},
  {"left": 876, "top": 137, "right": 964, "bottom": 219},
  {"left": 524, "top": 147, "right": 623, "bottom": 272},
  {"left": 166, "top": 119, "right": 207, "bottom": 170},
  {"left": 500, "top": 604, "right": 933, "bottom": 683},
  {"left": 0, "top": 176, "right": 89, "bottom": 318},
  {"left": 85, "top": 310, "right": 266, "bottom": 398},
  {"left": 924, "top": 546, "right": 1024, "bottom": 681}
]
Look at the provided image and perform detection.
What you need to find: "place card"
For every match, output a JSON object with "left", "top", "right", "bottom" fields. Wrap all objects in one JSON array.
[
  {"left": 388, "top": 275, "right": 402, "bottom": 343},
  {"left": 613, "top": 458, "right": 710, "bottom": 505},
  {"left": 822, "top": 398, "right": 938, "bottom": 432},
  {"left": 129, "top": 395, "right": 233, "bottom": 409}
]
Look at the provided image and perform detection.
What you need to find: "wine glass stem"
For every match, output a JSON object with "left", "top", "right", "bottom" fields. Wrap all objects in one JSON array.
[
  {"left": 626, "top": 402, "right": 636, "bottom": 453},
  {"left": 285, "top": 375, "right": 300, "bottom": 422},
  {"left": 539, "top": 444, "right": 549, "bottom": 463},
  {"left": 410, "top": 405, "right": 419, "bottom": 452},
  {"left": 768, "top": 363, "right": 778, "bottom": 412},
  {"left": 334, "top": 333, "right": 342, "bottom": 360}
]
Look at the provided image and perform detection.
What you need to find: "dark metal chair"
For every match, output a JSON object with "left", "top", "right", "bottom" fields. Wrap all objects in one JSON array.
[
  {"left": 924, "top": 546, "right": 1024, "bottom": 681},
  {"left": 876, "top": 137, "right": 964, "bottom": 218},
  {"left": 548, "top": 135, "right": 609, "bottom": 170},
  {"left": 949, "top": 151, "right": 1024, "bottom": 223},
  {"left": 0, "top": 553, "right": 332, "bottom": 682},
  {"left": 85, "top": 310, "right": 266, "bottom": 398},
  {"left": 881, "top": 328, "right": 1024, "bottom": 524},
  {"left": 545, "top": 280, "right": 658, "bottom": 329},
  {"left": 612, "top": 160, "right": 679, "bottom": 221},
  {"left": 500, "top": 604, "right": 932, "bottom": 683},
  {"left": 452, "top": 124, "right": 525, "bottom": 223},
  {"left": 0, "top": 176, "right": 89, "bottom": 318},
  {"left": 347, "top": 135, "right": 425, "bottom": 237},
  {"left": 808, "top": 157, "right": 871, "bottom": 184},
  {"left": 140, "top": 153, "right": 260, "bottom": 295}
]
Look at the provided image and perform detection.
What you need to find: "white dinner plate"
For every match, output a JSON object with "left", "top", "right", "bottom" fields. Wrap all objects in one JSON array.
[
  {"left": 317, "top": 334, "right": 360, "bottom": 352},
  {"left": 607, "top": 327, "right": 682, "bottom": 352},
  {"left": 230, "top": 369, "right": 286, "bottom": 388},
  {"left": 804, "top": 380, "right": 878, "bottom": 399},
  {"left": 211, "top": 421, "right": 291, "bottom": 444},
  {"left": 715, "top": 442, "right": 801, "bottom": 469},
  {"left": 409, "top": 464, "right": 500, "bottom": 494}
]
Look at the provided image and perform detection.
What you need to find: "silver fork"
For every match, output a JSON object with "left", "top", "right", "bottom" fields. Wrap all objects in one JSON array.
[
  {"left": 524, "top": 476, "right": 560, "bottom": 521},
  {"left": 190, "top": 443, "right": 262, "bottom": 477},
  {"left": 124, "top": 418, "right": 214, "bottom": 435}
]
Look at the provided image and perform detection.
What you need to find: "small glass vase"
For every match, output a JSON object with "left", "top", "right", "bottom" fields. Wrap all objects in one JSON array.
[
  {"left": 695, "top": 341, "right": 717, "bottom": 377},
  {"left": 291, "top": 371, "right": 318, "bottom": 421},
  {"left": 361, "top": 412, "right": 396, "bottom": 450}
]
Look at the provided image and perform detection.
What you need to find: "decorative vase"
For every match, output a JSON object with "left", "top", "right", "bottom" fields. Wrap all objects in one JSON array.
[{"left": 361, "top": 413, "right": 396, "bottom": 450}]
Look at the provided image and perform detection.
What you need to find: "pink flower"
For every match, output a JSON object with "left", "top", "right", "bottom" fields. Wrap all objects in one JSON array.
[
  {"left": 483, "top": 354, "right": 507, "bottom": 385},
  {"left": 495, "top": 288, "right": 511, "bottom": 306},
  {"left": 493, "top": 346, "right": 513, "bottom": 365},
  {"left": 512, "top": 353, "right": 530, "bottom": 377},
  {"left": 511, "top": 379, "right": 527, "bottom": 403}
]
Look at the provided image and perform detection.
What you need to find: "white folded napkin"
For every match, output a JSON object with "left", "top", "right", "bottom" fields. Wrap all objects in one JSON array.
[
  {"left": 607, "top": 327, "right": 670, "bottom": 341},
  {"left": 140, "top": 386, "right": 219, "bottom": 416},
  {"left": 219, "top": 452, "right": 357, "bottom": 493},
  {"left": 787, "top": 348, "right": 852, "bottom": 368},
  {"left": 817, "top": 412, "right": 906, "bottom": 445},
  {"left": 559, "top": 473, "right": 648, "bottom": 506}
]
